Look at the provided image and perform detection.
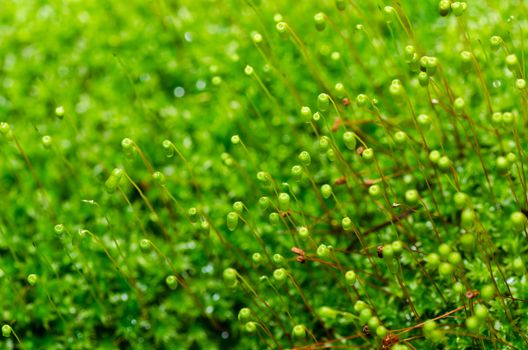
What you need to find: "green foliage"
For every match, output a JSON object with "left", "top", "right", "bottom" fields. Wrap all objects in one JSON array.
[{"left": 0, "top": 0, "right": 527, "bottom": 349}]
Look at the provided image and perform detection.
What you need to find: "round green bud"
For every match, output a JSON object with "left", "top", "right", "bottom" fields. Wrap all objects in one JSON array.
[
  {"left": 506, "top": 54, "right": 518, "bottom": 70},
  {"left": 426, "top": 253, "right": 441, "bottom": 269},
  {"left": 152, "top": 171, "right": 166, "bottom": 185},
  {"left": 0, "top": 122, "right": 10, "bottom": 135},
  {"left": 438, "top": 0, "right": 451, "bottom": 16},
  {"left": 2, "top": 325, "right": 11, "bottom": 338},
  {"left": 342, "top": 217, "right": 353, "bottom": 231},
  {"left": 335, "top": 0, "right": 346, "bottom": 10},
  {"left": 317, "top": 93, "right": 330, "bottom": 112},
  {"left": 516, "top": 79, "right": 526, "bottom": 90},
  {"left": 404, "top": 45, "right": 416, "bottom": 61},
  {"left": 188, "top": 207, "right": 198, "bottom": 223},
  {"left": 139, "top": 239, "right": 151, "bottom": 250},
  {"left": 502, "top": 112, "right": 514, "bottom": 125},
  {"left": 425, "top": 57, "right": 438, "bottom": 76},
  {"left": 343, "top": 131, "right": 357, "bottom": 150},
  {"left": 245, "top": 322, "right": 257, "bottom": 333},
  {"left": 427, "top": 329, "right": 445, "bottom": 343},
  {"left": 354, "top": 300, "right": 367, "bottom": 313},
  {"left": 298, "top": 226, "right": 310, "bottom": 238},
  {"left": 327, "top": 149, "right": 336, "bottom": 162},
  {"left": 251, "top": 31, "right": 263, "bottom": 44},
  {"left": 418, "top": 71, "right": 429, "bottom": 87},
  {"left": 362, "top": 148, "right": 374, "bottom": 161},
  {"left": 465, "top": 316, "right": 480, "bottom": 331},
  {"left": 356, "top": 94, "right": 368, "bottom": 107},
  {"left": 273, "top": 268, "right": 287, "bottom": 281},
  {"left": 104, "top": 176, "right": 119, "bottom": 194},
  {"left": 389, "top": 79, "right": 404, "bottom": 96},
  {"left": 299, "top": 151, "right": 311, "bottom": 166},
  {"left": 321, "top": 184, "right": 332, "bottom": 199},
  {"left": 230, "top": 135, "right": 240, "bottom": 144},
  {"left": 376, "top": 326, "right": 388, "bottom": 338},
  {"left": 460, "top": 233, "right": 475, "bottom": 251},
  {"left": 238, "top": 308, "right": 251, "bottom": 322},
  {"left": 481, "top": 284, "right": 495, "bottom": 300},
  {"left": 259, "top": 196, "right": 270, "bottom": 211},
  {"left": 405, "top": 189, "right": 419, "bottom": 204},
  {"left": 382, "top": 244, "right": 394, "bottom": 260},
  {"left": 244, "top": 65, "right": 254, "bottom": 76},
  {"left": 490, "top": 35, "right": 503, "bottom": 49},
  {"left": 417, "top": 113, "right": 432, "bottom": 127},
  {"left": 300, "top": 106, "right": 312, "bottom": 121},
  {"left": 510, "top": 211, "right": 527, "bottom": 231},
  {"left": 368, "top": 184, "right": 382, "bottom": 198},
  {"left": 359, "top": 308, "right": 372, "bottom": 323},
  {"left": 121, "top": 137, "right": 134, "bottom": 151},
  {"left": 423, "top": 319, "right": 437, "bottom": 334},
  {"left": 111, "top": 168, "right": 123, "bottom": 179},
  {"left": 27, "top": 273, "right": 38, "bottom": 285},
  {"left": 438, "top": 262, "right": 454, "bottom": 277},
  {"left": 392, "top": 240, "right": 404, "bottom": 256},
  {"left": 451, "top": 1, "right": 466, "bottom": 16},
  {"left": 454, "top": 97, "right": 465, "bottom": 114},
  {"left": 292, "top": 324, "right": 306, "bottom": 338},
  {"left": 368, "top": 316, "right": 380, "bottom": 330},
  {"left": 394, "top": 131, "right": 407, "bottom": 145},
  {"left": 55, "top": 105, "right": 65, "bottom": 118},
  {"left": 453, "top": 281, "right": 465, "bottom": 294},
  {"left": 513, "top": 257, "right": 525, "bottom": 275},
  {"left": 54, "top": 224, "right": 65, "bottom": 235},
  {"left": 223, "top": 268, "right": 237, "bottom": 283},
  {"left": 226, "top": 212, "right": 239, "bottom": 231},
  {"left": 383, "top": 6, "right": 395, "bottom": 21},
  {"left": 460, "top": 50, "right": 472, "bottom": 63},
  {"left": 496, "top": 156, "right": 509, "bottom": 172},
  {"left": 448, "top": 251, "right": 462, "bottom": 266},
  {"left": 438, "top": 243, "right": 452, "bottom": 258},
  {"left": 461, "top": 208, "right": 476, "bottom": 228},
  {"left": 233, "top": 201, "right": 244, "bottom": 214},
  {"left": 199, "top": 219, "right": 210, "bottom": 233},
  {"left": 429, "top": 150, "right": 442, "bottom": 164},
  {"left": 319, "top": 306, "right": 338, "bottom": 319},
  {"left": 317, "top": 244, "right": 330, "bottom": 257},
  {"left": 275, "top": 21, "right": 288, "bottom": 37},
  {"left": 437, "top": 156, "right": 451, "bottom": 171},
  {"left": 211, "top": 76, "right": 222, "bottom": 85},
  {"left": 314, "top": 12, "right": 326, "bottom": 31},
  {"left": 166, "top": 275, "right": 178, "bottom": 289},
  {"left": 345, "top": 270, "right": 356, "bottom": 285},
  {"left": 334, "top": 82, "right": 345, "bottom": 98},
  {"left": 252, "top": 252, "right": 263, "bottom": 265},
  {"left": 0, "top": 123, "right": 12, "bottom": 140},
  {"left": 278, "top": 192, "right": 290, "bottom": 211},
  {"left": 42, "top": 135, "right": 52, "bottom": 149},
  {"left": 272, "top": 253, "right": 285, "bottom": 265},
  {"left": 491, "top": 112, "right": 503, "bottom": 126},
  {"left": 474, "top": 304, "right": 488, "bottom": 320},
  {"left": 269, "top": 212, "right": 280, "bottom": 225},
  {"left": 420, "top": 56, "right": 429, "bottom": 71},
  {"left": 453, "top": 192, "right": 469, "bottom": 209},
  {"left": 319, "top": 136, "right": 330, "bottom": 151},
  {"left": 506, "top": 152, "right": 517, "bottom": 164}
]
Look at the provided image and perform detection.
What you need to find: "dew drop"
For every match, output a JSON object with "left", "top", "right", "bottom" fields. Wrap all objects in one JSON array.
[{"left": 174, "top": 86, "right": 185, "bottom": 98}]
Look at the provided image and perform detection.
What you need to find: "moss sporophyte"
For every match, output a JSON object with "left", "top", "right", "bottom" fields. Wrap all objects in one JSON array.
[{"left": 1, "top": 0, "right": 528, "bottom": 349}]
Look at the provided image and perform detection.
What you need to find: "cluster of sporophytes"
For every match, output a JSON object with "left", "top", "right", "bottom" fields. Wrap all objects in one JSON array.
[{"left": 0, "top": 0, "right": 527, "bottom": 348}]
